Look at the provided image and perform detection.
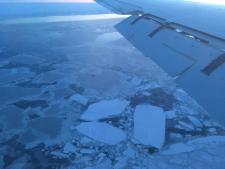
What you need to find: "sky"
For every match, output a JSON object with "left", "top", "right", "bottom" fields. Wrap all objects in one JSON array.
[
  {"left": 1, "top": 0, "right": 225, "bottom": 5},
  {"left": 0, "top": 0, "right": 94, "bottom": 2},
  {"left": 187, "top": 0, "right": 225, "bottom": 5}
]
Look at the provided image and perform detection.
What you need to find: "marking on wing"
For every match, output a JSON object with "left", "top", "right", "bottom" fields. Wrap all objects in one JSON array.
[
  {"left": 201, "top": 53, "right": 225, "bottom": 76},
  {"left": 128, "top": 12, "right": 225, "bottom": 52},
  {"left": 149, "top": 24, "right": 168, "bottom": 38},
  {"left": 130, "top": 13, "right": 165, "bottom": 25},
  {"left": 125, "top": 11, "right": 225, "bottom": 77},
  {"left": 162, "top": 43, "right": 196, "bottom": 77}
]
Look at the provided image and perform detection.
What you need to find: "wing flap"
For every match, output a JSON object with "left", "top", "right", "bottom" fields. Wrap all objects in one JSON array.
[{"left": 117, "top": 18, "right": 195, "bottom": 77}]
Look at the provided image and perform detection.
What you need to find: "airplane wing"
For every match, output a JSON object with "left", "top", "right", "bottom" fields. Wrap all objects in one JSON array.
[{"left": 96, "top": 0, "right": 225, "bottom": 124}]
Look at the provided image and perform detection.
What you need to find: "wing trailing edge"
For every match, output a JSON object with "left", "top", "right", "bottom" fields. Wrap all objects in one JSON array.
[{"left": 96, "top": 0, "right": 225, "bottom": 125}]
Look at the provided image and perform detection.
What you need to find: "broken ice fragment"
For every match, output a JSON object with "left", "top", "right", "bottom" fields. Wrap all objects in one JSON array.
[
  {"left": 188, "top": 116, "right": 203, "bottom": 127},
  {"left": 35, "top": 71, "right": 62, "bottom": 83},
  {"left": 76, "top": 122, "right": 126, "bottom": 145},
  {"left": 123, "top": 147, "right": 136, "bottom": 158},
  {"left": 165, "top": 110, "right": 177, "bottom": 119},
  {"left": 134, "top": 105, "right": 165, "bottom": 149},
  {"left": 81, "top": 99, "right": 129, "bottom": 121},
  {"left": 28, "top": 117, "right": 62, "bottom": 138},
  {"left": 50, "top": 151, "right": 69, "bottom": 159},
  {"left": 1, "top": 106, "right": 25, "bottom": 130},
  {"left": 0, "top": 86, "right": 41, "bottom": 106},
  {"left": 179, "top": 121, "right": 195, "bottom": 131},
  {"left": 188, "top": 136, "right": 225, "bottom": 144},
  {"left": 70, "top": 94, "right": 88, "bottom": 105},
  {"left": 63, "top": 143, "right": 77, "bottom": 154}
]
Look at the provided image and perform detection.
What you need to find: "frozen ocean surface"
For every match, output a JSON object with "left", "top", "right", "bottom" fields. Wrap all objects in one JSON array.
[{"left": 0, "top": 2, "right": 225, "bottom": 169}]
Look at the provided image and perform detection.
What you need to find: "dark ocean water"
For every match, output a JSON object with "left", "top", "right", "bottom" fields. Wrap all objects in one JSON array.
[{"left": 0, "top": 3, "right": 110, "bottom": 20}]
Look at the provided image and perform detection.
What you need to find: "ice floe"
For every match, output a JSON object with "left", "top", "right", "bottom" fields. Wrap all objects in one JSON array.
[
  {"left": 1, "top": 106, "right": 25, "bottom": 130},
  {"left": 188, "top": 136, "right": 225, "bottom": 144},
  {"left": 35, "top": 71, "right": 63, "bottom": 83},
  {"left": 76, "top": 122, "right": 126, "bottom": 145},
  {"left": 28, "top": 117, "right": 62, "bottom": 138},
  {"left": 162, "top": 143, "right": 195, "bottom": 155},
  {"left": 163, "top": 136, "right": 225, "bottom": 156},
  {"left": 165, "top": 110, "right": 177, "bottom": 119},
  {"left": 81, "top": 99, "right": 129, "bottom": 121},
  {"left": 84, "top": 159, "right": 113, "bottom": 169},
  {"left": 188, "top": 115, "right": 203, "bottom": 127},
  {"left": 134, "top": 105, "right": 165, "bottom": 149},
  {"left": 0, "top": 68, "right": 34, "bottom": 84},
  {"left": 70, "top": 94, "right": 88, "bottom": 105}
]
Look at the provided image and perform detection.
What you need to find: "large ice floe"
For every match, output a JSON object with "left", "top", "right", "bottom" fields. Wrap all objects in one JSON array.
[
  {"left": 76, "top": 122, "right": 126, "bottom": 145},
  {"left": 133, "top": 105, "right": 165, "bottom": 149}
]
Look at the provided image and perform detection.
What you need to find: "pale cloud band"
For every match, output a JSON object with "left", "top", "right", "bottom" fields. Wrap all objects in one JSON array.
[{"left": 0, "top": 14, "right": 129, "bottom": 25}]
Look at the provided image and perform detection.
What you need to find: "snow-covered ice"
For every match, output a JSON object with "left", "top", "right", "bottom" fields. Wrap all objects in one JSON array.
[
  {"left": 76, "top": 122, "right": 126, "bottom": 145},
  {"left": 162, "top": 143, "right": 195, "bottom": 155},
  {"left": 70, "top": 94, "right": 88, "bottom": 105},
  {"left": 81, "top": 99, "right": 129, "bottom": 121},
  {"left": 188, "top": 136, "right": 225, "bottom": 144},
  {"left": 165, "top": 110, "right": 177, "bottom": 119},
  {"left": 134, "top": 105, "right": 165, "bottom": 149},
  {"left": 11, "top": 54, "right": 44, "bottom": 65},
  {"left": 188, "top": 115, "right": 203, "bottom": 127}
]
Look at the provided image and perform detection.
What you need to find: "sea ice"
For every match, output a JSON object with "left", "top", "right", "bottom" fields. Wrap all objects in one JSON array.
[
  {"left": 0, "top": 68, "right": 34, "bottom": 84},
  {"left": 188, "top": 136, "right": 225, "bottom": 144},
  {"left": 11, "top": 54, "right": 44, "bottom": 65},
  {"left": 76, "top": 122, "right": 126, "bottom": 145},
  {"left": 81, "top": 99, "right": 129, "bottom": 121},
  {"left": 0, "top": 86, "right": 41, "bottom": 106},
  {"left": 95, "top": 32, "right": 122, "bottom": 45},
  {"left": 178, "top": 121, "right": 195, "bottom": 131},
  {"left": 162, "top": 143, "right": 195, "bottom": 155},
  {"left": 28, "top": 117, "right": 62, "bottom": 138},
  {"left": 84, "top": 159, "right": 113, "bottom": 169},
  {"left": 165, "top": 110, "right": 177, "bottom": 119},
  {"left": 188, "top": 116, "right": 203, "bottom": 127},
  {"left": 134, "top": 105, "right": 165, "bottom": 149},
  {"left": 70, "top": 94, "right": 88, "bottom": 105},
  {"left": 63, "top": 143, "right": 77, "bottom": 154},
  {"left": 1, "top": 106, "right": 25, "bottom": 130},
  {"left": 35, "top": 71, "right": 63, "bottom": 83},
  {"left": 50, "top": 151, "right": 68, "bottom": 159}
]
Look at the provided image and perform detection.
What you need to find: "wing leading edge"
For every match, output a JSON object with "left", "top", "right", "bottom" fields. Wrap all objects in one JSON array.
[{"left": 96, "top": 0, "right": 225, "bottom": 125}]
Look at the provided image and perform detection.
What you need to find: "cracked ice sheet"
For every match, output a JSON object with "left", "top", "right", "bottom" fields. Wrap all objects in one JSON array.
[
  {"left": 0, "top": 86, "right": 42, "bottom": 106},
  {"left": 0, "top": 68, "right": 35, "bottom": 84},
  {"left": 163, "top": 136, "right": 225, "bottom": 155},
  {"left": 134, "top": 105, "right": 166, "bottom": 149}
]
